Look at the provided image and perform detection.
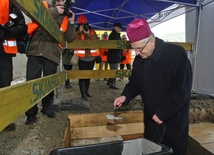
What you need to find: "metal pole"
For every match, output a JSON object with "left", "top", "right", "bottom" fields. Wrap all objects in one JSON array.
[{"left": 192, "top": 0, "right": 202, "bottom": 89}]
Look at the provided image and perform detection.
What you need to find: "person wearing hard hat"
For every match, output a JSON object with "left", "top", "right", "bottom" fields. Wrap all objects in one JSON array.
[
  {"left": 119, "top": 34, "right": 132, "bottom": 81},
  {"left": 97, "top": 32, "right": 109, "bottom": 81},
  {"left": 114, "top": 18, "right": 192, "bottom": 155},
  {"left": 74, "top": 15, "right": 99, "bottom": 101}
]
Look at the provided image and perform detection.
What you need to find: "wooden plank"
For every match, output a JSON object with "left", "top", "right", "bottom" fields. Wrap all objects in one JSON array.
[
  {"left": 11, "top": 0, "right": 65, "bottom": 46},
  {"left": 189, "top": 123, "right": 214, "bottom": 154},
  {"left": 68, "top": 40, "right": 131, "bottom": 49},
  {"left": 121, "top": 134, "right": 144, "bottom": 141},
  {"left": 170, "top": 42, "right": 193, "bottom": 51},
  {"left": 201, "top": 143, "right": 214, "bottom": 154},
  {"left": 67, "top": 40, "right": 193, "bottom": 51},
  {"left": 189, "top": 123, "right": 214, "bottom": 144},
  {"left": 67, "top": 69, "right": 132, "bottom": 79},
  {"left": 0, "top": 71, "right": 66, "bottom": 131},
  {"left": 68, "top": 111, "right": 144, "bottom": 142},
  {"left": 64, "top": 126, "right": 71, "bottom": 148},
  {"left": 69, "top": 110, "right": 144, "bottom": 127},
  {"left": 70, "top": 122, "right": 144, "bottom": 140}
]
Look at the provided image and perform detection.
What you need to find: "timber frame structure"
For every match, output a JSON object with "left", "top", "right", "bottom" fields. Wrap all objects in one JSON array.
[{"left": 0, "top": 0, "right": 193, "bottom": 131}]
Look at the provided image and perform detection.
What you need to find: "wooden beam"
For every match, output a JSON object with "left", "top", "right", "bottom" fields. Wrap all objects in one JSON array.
[
  {"left": 67, "top": 40, "right": 131, "bottom": 49},
  {"left": 67, "top": 40, "right": 193, "bottom": 51},
  {"left": 67, "top": 69, "right": 132, "bottom": 79},
  {"left": 68, "top": 111, "right": 144, "bottom": 140},
  {"left": 189, "top": 123, "right": 214, "bottom": 154},
  {"left": 0, "top": 71, "right": 66, "bottom": 131},
  {"left": 11, "top": 0, "right": 65, "bottom": 46},
  {"left": 170, "top": 42, "right": 193, "bottom": 51},
  {"left": 69, "top": 110, "right": 144, "bottom": 127},
  {"left": 70, "top": 123, "right": 144, "bottom": 140}
]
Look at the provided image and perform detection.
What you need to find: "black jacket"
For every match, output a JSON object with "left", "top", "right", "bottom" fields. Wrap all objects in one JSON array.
[
  {"left": 121, "top": 37, "right": 192, "bottom": 154},
  {"left": 0, "top": 3, "right": 27, "bottom": 57},
  {"left": 107, "top": 29, "right": 122, "bottom": 63}
]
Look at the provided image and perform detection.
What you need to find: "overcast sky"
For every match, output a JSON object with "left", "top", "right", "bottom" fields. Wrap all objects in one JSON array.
[{"left": 151, "top": 15, "right": 185, "bottom": 42}]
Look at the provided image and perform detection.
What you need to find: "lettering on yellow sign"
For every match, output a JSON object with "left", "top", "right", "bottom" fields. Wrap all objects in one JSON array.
[
  {"left": 33, "top": 0, "right": 59, "bottom": 39},
  {"left": 117, "top": 41, "right": 131, "bottom": 49},
  {"left": 31, "top": 76, "right": 59, "bottom": 103},
  {"left": 115, "top": 70, "right": 132, "bottom": 78}
]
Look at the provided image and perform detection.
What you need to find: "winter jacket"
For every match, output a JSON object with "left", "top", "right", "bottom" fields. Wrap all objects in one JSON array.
[
  {"left": 122, "top": 37, "right": 192, "bottom": 154},
  {"left": 107, "top": 29, "right": 122, "bottom": 63},
  {"left": 120, "top": 48, "right": 132, "bottom": 64},
  {"left": 26, "top": 7, "right": 75, "bottom": 64},
  {"left": 74, "top": 28, "right": 98, "bottom": 60},
  {"left": 99, "top": 37, "right": 108, "bottom": 62},
  {"left": 0, "top": 2, "right": 27, "bottom": 57}
]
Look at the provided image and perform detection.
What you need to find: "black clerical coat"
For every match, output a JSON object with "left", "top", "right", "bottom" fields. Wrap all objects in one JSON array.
[{"left": 122, "top": 37, "right": 192, "bottom": 155}]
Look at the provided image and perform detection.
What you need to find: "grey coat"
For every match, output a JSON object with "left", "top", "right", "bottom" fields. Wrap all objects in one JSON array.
[{"left": 26, "top": 7, "right": 75, "bottom": 64}]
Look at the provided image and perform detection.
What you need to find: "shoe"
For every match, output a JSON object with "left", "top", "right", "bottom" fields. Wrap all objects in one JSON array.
[
  {"left": 110, "top": 85, "right": 119, "bottom": 89},
  {"left": 4, "top": 123, "right": 16, "bottom": 131},
  {"left": 46, "top": 113, "right": 56, "bottom": 118},
  {"left": 81, "top": 94, "right": 88, "bottom": 101},
  {"left": 65, "top": 81, "right": 72, "bottom": 89},
  {"left": 86, "top": 92, "right": 92, "bottom": 97},
  {"left": 65, "top": 84, "right": 71, "bottom": 89},
  {"left": 41, "top": 110, "right": 56, "bottom": 118},
  {"left": 119, "top": 78, "right": 124, "bottom": 81},
  {"left": 65, "top": 79, "right": 72, "bottom": 89},
  {"left": 25, "top": 116, "right": 37, "bottom": 125},
  {"left": 106, "top": 83, "right": 110, "bottom": 86}
]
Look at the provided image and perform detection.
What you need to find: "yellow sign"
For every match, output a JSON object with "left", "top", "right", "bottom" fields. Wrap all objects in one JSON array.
[
  {"left": 0, "top": 72, "right": 66, "bottom": 131},
  {"left": 11, "top": 0, "right": 65, "bottom": 46}
]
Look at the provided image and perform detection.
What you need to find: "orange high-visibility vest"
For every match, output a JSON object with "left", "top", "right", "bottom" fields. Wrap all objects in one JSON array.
[
  {"left": 99, "top": 37, "right": 108, "bottom": 61},
  {"left": 27, "top": 1, "right": 68, "bottom": 48},
  {"left": 2, "top": 39, "right": 18, "bottom": 54},
  {"left": 74, "top": 29, "right": 99, "bottom": 58},
  {"left": 27, "top": 22, "right": 39, "bottom": 36},
  {"left": 60, "top": 17, "right": 69, "bottom": 32},
  {"left": 0, "top": 0, "right": 9, "bottom": 25},
  {"left": 120, "top": 49, "right": 132, "bottom": 64},
  {"left": 0, "top": 0, "right": 18, "bottom": 54}
]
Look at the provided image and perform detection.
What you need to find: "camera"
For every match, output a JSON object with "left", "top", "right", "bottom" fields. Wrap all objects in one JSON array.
[
  {"left": 63, "top": 0, "right": 75, "bottom": 18},
  {"left": 5, "top": 13, "right": 18, "bottom": 27},
  {"left": 83, "top": 23, "right": 89, "bottom": 31}
]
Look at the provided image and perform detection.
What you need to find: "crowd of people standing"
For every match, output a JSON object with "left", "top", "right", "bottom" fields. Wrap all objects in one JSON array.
[
  {"left": 1, "top": 2, "right": 193, "bottom": 155},
  {"left": 1, "top": 0, "right": 131, "bottom": 130}
]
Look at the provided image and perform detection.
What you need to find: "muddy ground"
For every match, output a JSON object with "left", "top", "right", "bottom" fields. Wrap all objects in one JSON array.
[{"left": 0, "top": 78, "right": 214, "bottom": 155}]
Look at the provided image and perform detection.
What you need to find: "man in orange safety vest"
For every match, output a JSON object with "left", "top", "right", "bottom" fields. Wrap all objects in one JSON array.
[{"left": 0, "top": 0, "right": 27, "bottom": 131}]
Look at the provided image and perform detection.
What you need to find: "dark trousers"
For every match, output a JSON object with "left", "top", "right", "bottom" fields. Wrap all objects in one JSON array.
[
  {"left": 78, "top": 59, "right": 95, "bottom": 95},
  {"left": 144, "top": 117, "right": 166, "bottom": 144},
  {"left": 25, "top": 56, "right": 58, "bottom": 117},
  {"left": 120, "top": 63, "right": 131, "bottom": 70},
  {"left": 107, "top": 63, "right": 118, "bottom": 86},
  {"left": 0, "top": 57, "right": 13, "bottom": 88},
  {"left": 144, "top": 114, "right": 189, "bottom": 155},
  {"left": 98, "top": 61, "right": 108, "bottom": 70},
  {"left": 63, "top": 64, "right": 73, "bottom": 71}
]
